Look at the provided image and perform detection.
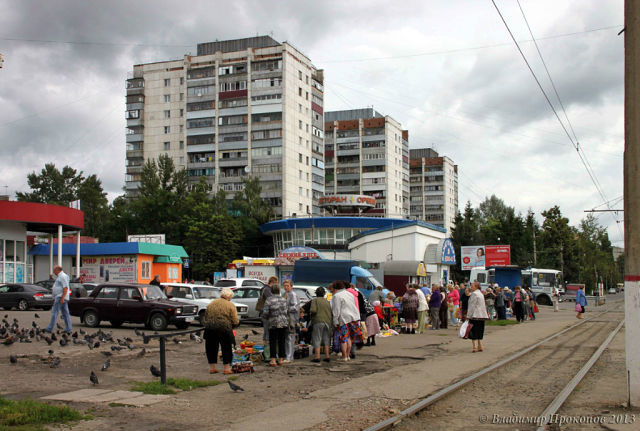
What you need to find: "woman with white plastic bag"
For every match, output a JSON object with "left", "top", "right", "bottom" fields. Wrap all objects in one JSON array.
[{"left": 466, "top": 281, "right": 489, "bottom": 352}]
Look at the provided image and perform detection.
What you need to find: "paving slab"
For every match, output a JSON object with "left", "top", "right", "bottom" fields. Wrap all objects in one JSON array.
[
  {"left": 116, "top": 394, "right": 171, "bottom": 407},
  {"left": 41, "top": 389, "right": 112, "bottom": 401},
  {"left": 83, "top": 390, "right": 146, "bottom": 403}
]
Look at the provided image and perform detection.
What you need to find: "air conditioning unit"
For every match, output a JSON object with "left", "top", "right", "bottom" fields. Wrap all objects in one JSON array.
[{"left": 197, "top": 93, "right": 202, "bottom": 97}]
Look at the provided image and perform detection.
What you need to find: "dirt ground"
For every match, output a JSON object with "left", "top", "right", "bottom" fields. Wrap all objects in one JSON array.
[{"left": 0, "top": 296, "right": 635, "bottom": 431}]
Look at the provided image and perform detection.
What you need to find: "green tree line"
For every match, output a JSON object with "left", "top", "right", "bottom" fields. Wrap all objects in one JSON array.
[
  {"left": 17, "top": 156, "right": 274, "bottom": 280},
  {"left": 450, "top": 195, "right": 622, "bottom": 293}
]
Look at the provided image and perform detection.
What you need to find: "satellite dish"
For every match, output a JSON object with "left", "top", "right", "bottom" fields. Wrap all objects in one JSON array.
[{"left": 244, "top": 166, "right": 251, "bottom": 173}]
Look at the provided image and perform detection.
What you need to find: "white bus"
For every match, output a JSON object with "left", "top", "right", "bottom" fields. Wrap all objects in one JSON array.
[{"left": 522, "top": 268, "right": 563, "bottom": 305}]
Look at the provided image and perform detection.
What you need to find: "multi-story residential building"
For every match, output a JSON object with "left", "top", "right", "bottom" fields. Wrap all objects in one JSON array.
[
  {"left": 125, "top": 36, "right": 324, "bottom": 217},
  {"left": 324, "top": 109, "right": 409, "bottom": 217},
  {"left": 409, "top": 148, "right": 458, "bottom": 233}
]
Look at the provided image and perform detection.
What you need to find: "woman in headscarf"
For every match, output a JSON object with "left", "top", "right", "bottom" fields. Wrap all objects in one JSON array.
[{"left": 401, "top": 284, "right": 419, "bottom": 334}]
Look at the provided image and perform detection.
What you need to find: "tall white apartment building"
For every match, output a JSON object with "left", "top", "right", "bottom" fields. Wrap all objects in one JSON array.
[
  {"left": 125, "top": 36, "right": 325, "bottom": 217},
  {"left": 324, "top": 109, "right": 409, "bottom": 217},
  {"left": 409, "top": 148, "right": 458, "bottom": 233}
]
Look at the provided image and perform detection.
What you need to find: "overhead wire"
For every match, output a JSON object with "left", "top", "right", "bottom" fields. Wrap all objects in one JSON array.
[{"left": 490, "top": 0, "right": 621, "bottom": 236}]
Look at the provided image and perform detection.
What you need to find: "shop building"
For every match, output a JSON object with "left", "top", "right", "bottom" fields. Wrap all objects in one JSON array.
[
  {"left": 29, "top": 242, "right": 187, "bottom": 284},
  {"left": 126, "top": 35, "right": 325, "bottom": 217}
]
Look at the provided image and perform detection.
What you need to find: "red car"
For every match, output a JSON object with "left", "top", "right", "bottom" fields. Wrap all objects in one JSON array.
[{"left": 68, "top": 283, "right": 197, "bottom": 331}]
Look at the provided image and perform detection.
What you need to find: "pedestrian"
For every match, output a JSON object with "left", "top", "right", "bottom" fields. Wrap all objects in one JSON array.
[
  {"left": 283, "top": 280, "right": 300, "bottom": 363},
  {"left": 448, "top": 285, "right": 460, "bottom": 327},
  {"left": 363, "top": 297, "right": 381, "bottom": 346},
  {"left": 330, "top": 280, "right": 362, "bottom": 362},
  {"left": 428, "top": 284, "right": 442, "bottom": 330},
  {"left": 203, "top": 277, "right": 212, "bottom": 286},
  {"left": 513, "top": 286, "right": 525, "bottom": 323},
  {"left": 309, "top": 286, "right": 332, "bottom": 363},
  {"left": 467, "top": 281, "right": 490, "bottom": 353},
  {"left": 439, "top": 286, "right": 449, "bottom": 329},
  {"left": 45, "top": 265, "right": 72, "bottom": 334},
  {"left": 522, "top": 288, "right": 531, "bottom": 321},
  {"left": 149, "top": 275, "right": 161, "bottom": 286},
  {"left": 484, "top": 288, "right": 496, "bottom": 320},
  {"left": 420, "top": 284, "right": 431, "bottom": 297},
  {"left": 495, "top": 287, "right": 507, "bottom": 320},
  {"left": 416, "top": 285, "right": 428, "bottom": 334},
  {"left": 575, "top": 285, "right": 587, "bottom": 319},
  {"left": 256, "top": 276, "right": 278, "bottom": 357},
  {"left": 401, "top": 284, "right": 419, "bottom": 334},
  {"left": 527, "top": 288, "right": 537, "bottom": 320},
  {"left": 552, "top": 287, "right": 560, "bottom": 312},
  {"left": 460, "top": 286, "right": 471, "bottom": 321},
  {"left": 261, "top": 284, "right": 288, "bottom": 367},
  {"left": 202, "top": 287, "right": 238, "bottom": 374},
  {"left": 369, "top": 285, "right": 385, "bottom": 305}
]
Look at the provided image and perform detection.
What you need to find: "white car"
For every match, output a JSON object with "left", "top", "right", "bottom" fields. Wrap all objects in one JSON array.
[
  {"left": 161, "top": 283, "right": 249, "bottom": 323},
  {"left": 214, "top": 278, "right": 266, "bottom": 289}
]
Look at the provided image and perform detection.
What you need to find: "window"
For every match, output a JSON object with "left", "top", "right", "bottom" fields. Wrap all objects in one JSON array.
[
  {"left": 141, "top": 261, "right": 151, "bottom": 278},
  {"left": 180, "top": 92, "right": 184, "bottom": 101},
  {"left": 251, "top": 93, "right": 282, "bottom": 102},
  {"left": 187, "top": 118, "right": 214, "bottom": 129},
  {"left": 299, "top": 120, "right": 302, "bottom": 130},
  {"left": 97, "top": 287, "right": 118, "bottom": 299},
  {"left": 164, "top": 126, "right": 170, "bottom": 134},
  {"left": 188, "top": 66, "right": 215, "bottom": 79},
  {"left": 164, "top": 78, "right": 170, "bottom": 87},
  {"left": 299, "top": 153, "right": 303, "bottom": 163},
  {"left": 187, "top": 85, "right": 215, "bottom": 96},
  {"left": 179, "top": 109, "right": 183, "bottom": 117},
  {"left": 219, "top": 98, "right": 248, "bottom": 108},
  {"left": 180, "top": 77, "right": 184, "bottom": 85},
  {"left": 299, "top": 87, "right": 302, "bottom": 96},
  {"left": 299, "top": 103, "right": 302, "bottom": 113},
  {"left": 179, "top": 141, "right": 184, "bottom": 149},
  {"left": 251, "top": 60, "right": 282, "bottom": 71},
  {"left": 164, "top": 94, "right": 171, "bottom": 103},
  {"left": 180, "top": 125, "right": 184, "bottom": 133},
  {"left": 299, "top": 70, "right": 302, "bottom": 80},
  {"left": 219, "top": 80, "right": 247, "bottom": 92},
  {"left": 252, "top": 78, "right": 281, "bottom": 88},
  {"left": 306, "top": 91, "right": 309, "bottom": 100},
  {"left": 187, "top": 101, "right": 215, "bottom": 111},
  {"left": 119, "top": 287, "right": 140, "bottom": 300},
  {"left": 164, "top": 142, "right": 170, "bottom": 150},
  {"left": 299, "top": 170, "right": 302, "bottom": 180},
  {"left": 164, "top": 110, "right": 170, "bottom": 119},
  {"left": 299, "top": 187, "right": 303, "bottom": 196},
  {"left": 306, "top": 156, "right": 309, "bottom": 166}
]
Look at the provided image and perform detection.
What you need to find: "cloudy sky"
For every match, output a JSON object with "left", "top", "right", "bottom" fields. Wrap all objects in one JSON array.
[{"left": 0, "top": 0, "right": 625, "bottom": 244}]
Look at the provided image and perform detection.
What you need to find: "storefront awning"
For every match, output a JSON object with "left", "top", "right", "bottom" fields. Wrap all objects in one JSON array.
[
  {"left": 384, "top": 260, "right": 427, "bottom": 276},
  {"left": 153, "top": 256, "right": 183, "bottom": 263}
]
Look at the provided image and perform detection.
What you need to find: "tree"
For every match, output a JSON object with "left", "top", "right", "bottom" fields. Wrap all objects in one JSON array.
[
  {"left": 77, "top": 175, "right": 109, "bottom": 239},
  {"left": 538, "top": 206, "right": 579, "bottom": 285},
  {"left": 16, "top": 163, "right": 84, "bottom": 205},
  {"left": 230, "top": 176, "right": 275, "bottom": 257}
]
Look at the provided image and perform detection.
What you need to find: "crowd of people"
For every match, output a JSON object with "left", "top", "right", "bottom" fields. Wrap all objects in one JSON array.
[{"left": 200, "top": 276, "right": 553, "bottom": 371}]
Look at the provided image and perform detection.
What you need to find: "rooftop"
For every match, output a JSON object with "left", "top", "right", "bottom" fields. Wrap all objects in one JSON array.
[{"left": 197, "top": 36, "right": 281, "bottom": 56}]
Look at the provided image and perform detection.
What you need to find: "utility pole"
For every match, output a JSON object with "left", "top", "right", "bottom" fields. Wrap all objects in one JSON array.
[
  {"left": 533, "top": 228, "right": 537, "bottom": 266},
  {"left": 624, "top": 0, "right": 640, "bottom": 407}
]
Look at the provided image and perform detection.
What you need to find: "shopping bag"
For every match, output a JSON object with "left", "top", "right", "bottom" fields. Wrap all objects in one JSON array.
[
  {"left": 575, "top": 303, "right": 582, "bottom": 312},
  {"left": 360, "top": 321, "right": 368, "bottom": 339},
  {"left": 458, "top": 320, "right": 469, "bottom": 338},
  {"left": 533, "top": 304, "right": 539, "bottom": 313},
  {"left": 332, "top": 329, "right": 341, "bottom": 353}
]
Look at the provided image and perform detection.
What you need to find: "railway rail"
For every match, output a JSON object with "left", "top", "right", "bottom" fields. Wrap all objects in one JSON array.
[{"left": 365, "top": 304, "right": 624, "bottom": 431}]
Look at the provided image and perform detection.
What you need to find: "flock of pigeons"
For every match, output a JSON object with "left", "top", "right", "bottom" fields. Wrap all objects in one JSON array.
[{"left": 2, "top": 313, "right": 244, "bottom": 392}]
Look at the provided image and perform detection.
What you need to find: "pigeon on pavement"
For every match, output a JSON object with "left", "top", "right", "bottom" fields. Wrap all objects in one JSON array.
[
  {"left": 228, "top": 380, "right": 244, "bottom": 392},
  {"left": 90, "top": 371, "right": 99, "bottom": 385},
  {"left": 9, "top": 355, "right": 17, "bottom": 364},
  {"left": 150, "top": 365, "right": 162, "bottom": 377},
  {"left": 101, "top": 359, "right": 110, "bottom": 371}
]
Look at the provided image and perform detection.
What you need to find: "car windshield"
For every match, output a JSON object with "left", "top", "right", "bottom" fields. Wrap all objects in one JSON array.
[
  {"left": 193, "top": 287, "right": 220, "bottom": 299},
  {"left": 139, "top": 285, "right": 166, "bottom": 300},
  {"left": 293, "top": 289, "right": 312, "bottom": 301},
  {"left": 214, "top": 280, "right": 237, "bottom": 287}
]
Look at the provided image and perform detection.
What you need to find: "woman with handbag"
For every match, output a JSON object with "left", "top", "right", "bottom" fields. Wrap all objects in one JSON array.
[
  {"left": 513, "top": 286, "right": 525, "bottom": 323},
  {"left": 575, "top": 285, "right": 587, "bottom": 319},
  {"left": 467, "top": 281, "right": 489, "bottom": 352}
]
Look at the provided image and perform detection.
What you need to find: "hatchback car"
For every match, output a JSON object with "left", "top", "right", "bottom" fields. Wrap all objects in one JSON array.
[
  {"left": 161, "top": 283, "right": 249, "bottom": 323},
  {"left": 214, "top": 278, "right": 266, "bottom": 289},
  {"left": 0, "top": 283, "right": 54, "bottom": 311}
]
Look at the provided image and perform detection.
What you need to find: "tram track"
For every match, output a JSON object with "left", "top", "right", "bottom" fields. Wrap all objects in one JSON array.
[{"left": 365, "top": 304, "right": 624, "bottom": 431}]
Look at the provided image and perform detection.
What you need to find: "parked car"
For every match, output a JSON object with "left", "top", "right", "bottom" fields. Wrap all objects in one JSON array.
[
  {"left": 214, "top": 278, "right": 266, "bottom": 289},
  {"left": 0, "top": 283, "right": 54, "bottom": 311},
  {"left": 83, "top": 283, "right": 99, "bottom": 294},
  {"left": 161, "top": 283, "right": 249, "bottom": 323},
  {"left": 35, "top": 279, "right": 54, "bottom": 290},
  {"left": 231, "top": 286, "right": 263, "bottom": 320},
  {"left": 36, "top": 279, "right": 87, "bottom": 298},
  {"left": 68, "top": 283, "right": 198, "bottom": 331},
  {"left": 608, "top": 287, "right": 617, "bottom": 294}
]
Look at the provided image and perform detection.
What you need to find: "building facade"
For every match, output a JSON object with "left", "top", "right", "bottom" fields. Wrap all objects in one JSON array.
[
  {"left": 409, "top": 148, "right": 458, "bottom": 233},
  {"left": 126, "top": 36, "right": 324, "bottom": 217},
  {"left": 324, "top": 109, "right": 409, "bottom": 217}
]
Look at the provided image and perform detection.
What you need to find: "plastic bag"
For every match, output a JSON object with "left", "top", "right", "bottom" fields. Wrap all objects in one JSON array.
[
  {"left": 575, "top": 303, "right": 582, "bottom": 312},
  {"left": 459, "top": 320, "right": 469, "bottom": 338}
]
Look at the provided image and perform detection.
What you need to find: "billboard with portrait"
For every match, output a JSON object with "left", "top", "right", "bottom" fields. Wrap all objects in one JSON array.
[
  {"left": 461, "top": 245, "right": 511, "bottom": 270},
  {"left": 461, "top": 246, "right": 485, "bottom": 270}
]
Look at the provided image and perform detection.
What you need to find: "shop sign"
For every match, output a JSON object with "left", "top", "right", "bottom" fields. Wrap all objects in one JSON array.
[
  {"left": 318, "top": 194, "right": 376, "bottom": 207},
  {"left": 80, "top": 255, "right": 137, "bottom": 283},
  {"left": 278, "top": 246, "right": 323, "bottom": 260},
  {"left": 440, "top": 239, "right": 456, "bottom": 265}
]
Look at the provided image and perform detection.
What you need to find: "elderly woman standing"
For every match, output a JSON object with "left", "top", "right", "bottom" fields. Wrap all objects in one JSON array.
[
  {"left": 262, "top": 284, "right": 289, "bottom": 367},
  {"left": 402, "top": 284, "right": 419, "bottom": 334},
  {"left": 415, "top": 284, "right": 428, "bottom": 334},
  {"left": 203, "top": 287, "right": 239, "bottom": 374},
  {"left": 467, "top": 281, "right": 489, "bottom": 353}
]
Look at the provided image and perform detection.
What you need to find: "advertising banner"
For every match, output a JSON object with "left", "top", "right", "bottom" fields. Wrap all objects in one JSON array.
[
  {"left": 461, "top": 245, "right": 511, "bottom": 270},
  {"left": 80, "top": 255, "right": 137, "bottom": 283},
  {"left": 485, "top": 245, "right": 511, "bottom": 267},
  {"left": 461, "top": 246, "right": 485, "bottom": 270},
  {"left": 243, "top": 265, "right": 277, "bottom": 283}
]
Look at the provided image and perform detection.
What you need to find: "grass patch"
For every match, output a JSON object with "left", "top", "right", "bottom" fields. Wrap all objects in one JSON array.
[
  {"left": 0, "top": 396, "right": 84, "bottom": 429},
  {"left": 486, "top": 319, "right": 519, "bottom": 326},
  {"left": 131, "top": 378, "right": 222, "bottom": 394},
  {"left": 227, "top": 375, "right": 238, "bottom": 381}
]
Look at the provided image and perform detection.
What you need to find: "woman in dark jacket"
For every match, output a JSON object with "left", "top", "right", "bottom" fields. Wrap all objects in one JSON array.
[
  {"left": 439, "top": 286, "right": 449, "bottom": 329},
  {"left": 401, "top": 285, "right": 419, "bottom": 334},
  {"left": 261, "top": 284, "right": 289, "bottom": 366},
  {"left": 460, "top": 287, "right": 471, "bottom": 321}
]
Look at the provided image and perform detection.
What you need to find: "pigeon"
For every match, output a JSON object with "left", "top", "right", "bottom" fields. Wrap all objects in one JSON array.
[
  {"left": 134, "top": 328, "right": 142, "bottom": 336},
  {"left": 47, "top": 349, "right": 54, "bottom": 356},
  {"left": 101, "top": 351, "right": 112, "bottom": 357},
  {"left": 90, "top": 371, "right": 99, "bottom": 385},
  {"left": 79, "top": 328, "right": 86, "bottom": 335},
  {"left": 172, "top": 338, "right": 182, "bottom": 345},
  {"left": 251, "top": 329, "right": 259, "bottom": 335},
  {"left": 50, "top": 357, "right": 60, "bottom": 368},
  {"left": 101, "top": 359, "right": 110, "bottom": 371},
  {"left": 59, "top": 338, "right": 67, "bottom": 347},
  {"left": 228, "top": 380, "right": 244, "bottom": 392},
  {"left": 193, "top": 335, "right": 202, "bottom": 344},
  {"left": 9, "top": 355, "right": 17, "bottom": 364},
  {"left": 93, "top": 341, "right": 100, "bottom": 349},
  {"left": 136, "top": 347, "right": 146, "bottom": 358},
  {"left": 127, "top": 344, "right": 137, "bottom": 350},
  {"left": 44, "top": 336, "right": 53, "bottom": 345},
  {"left": 111, "top": 345, "right": 125, "bottom": 351},
  {"left": 125, "top": 337, "right": 133, "bottom": 343},
  {"left": 72, "top": 332, "right": 78, "bottom": 339},
  {"left": 150, "top": 365, "right": 162, "bottom": 377},
  {"left": 2, "top": 336, "right": 14, "bottom": 346},
  {"left": 34, "top": 313, "right": 40, "bottom": 319},
  {"left": 56, "top": 323, "right": 63, "bottom": 330},
  {"left": 243, "top": 334, "right": 249, "bottom": 341}
]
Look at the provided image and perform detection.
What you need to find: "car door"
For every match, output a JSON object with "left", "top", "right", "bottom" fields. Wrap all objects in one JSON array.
[
  {"left": 10, "top": 285, "right": 25, "bottom": 308},
  {"left": 0, "top": 284, "right": 10, "bottom": 307},
  {"left": 238, "top": 287, "right": 261, "bottom": 318},
  {"left": 117, "top": 286, "right": 144, "bottom": 323},
  {"left": 93, "top": 286, "right": 119, "bottom": 320}
]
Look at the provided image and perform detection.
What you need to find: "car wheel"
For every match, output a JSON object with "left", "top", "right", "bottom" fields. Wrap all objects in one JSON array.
[
  {"left": 536, "top": 295, "right": 551, "bottom": 306},
  {"left": 83, "top": 310, "right": 100, "bottom": 328},
  {"left": 42, "top": 306, "right": 52, "bottom": 311},
  {"left": 198, "top": 310, "right": 205, "bottom": 324},
  {"left": 17, "top": 299, "right": 29, "bottom": 311},
  {"left": 175, "top": 322, "right": 189, "bottom": 330},
  {"left": 110, "top": 320, "right": 123, "bottom": 328},
  {"left": 149, "top": 313, "right": 168, "bottom": 331}
]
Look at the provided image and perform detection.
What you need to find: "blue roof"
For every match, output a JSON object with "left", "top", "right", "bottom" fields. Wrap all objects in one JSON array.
[
  {"left": 29, "top": 242, "right": 188, "bottom": 258},
  {"left": 349, "top": 220, "right": 447, "bottom": 242},
  {"left": 260, "top": 217, "right": 423, "bottom": 234}
]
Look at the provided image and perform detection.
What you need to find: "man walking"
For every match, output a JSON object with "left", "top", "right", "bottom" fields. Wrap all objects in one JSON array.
[{"left": 45, "top": 265, "right": 72, "bottom": 334}]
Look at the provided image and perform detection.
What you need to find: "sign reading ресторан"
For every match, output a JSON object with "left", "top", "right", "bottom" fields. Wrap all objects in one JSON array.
[{"left": 318, "top": 194, "right": 376, "bottom": 208}]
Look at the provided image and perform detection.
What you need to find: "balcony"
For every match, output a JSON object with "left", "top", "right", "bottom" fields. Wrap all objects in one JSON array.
[
  {"left": 126, "top": 149, "right": 143, "bottom": 159},
  {"left": 125, "top": 181, "right": 141, "bottom": 190},
  {"left": 126, "top": 133, "right": 143, "bottom": 143},
  {"left": 126, "top": 165, "right": 143, "bottom": 175},
  {"left": 187, "top": 161, "right": 215, "bottom": 169},
  {"left": 218, "top": 157, "right": 248, "bottom": 167}
]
